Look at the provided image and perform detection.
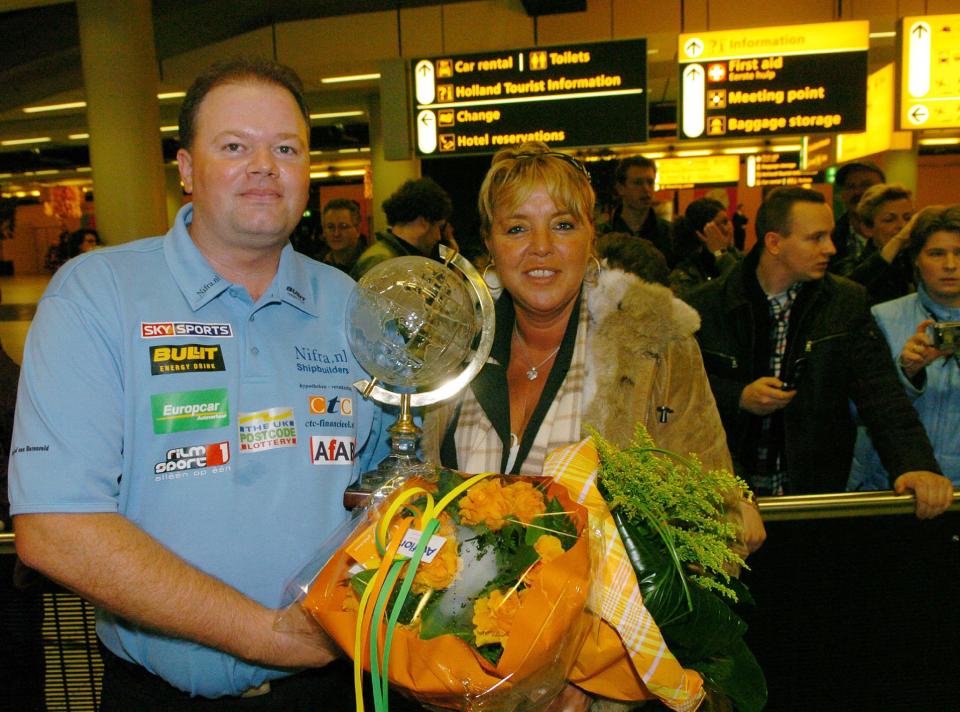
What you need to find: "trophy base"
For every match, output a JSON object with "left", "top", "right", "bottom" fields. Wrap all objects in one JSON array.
[{"left": 342, "top": 454, "right": 436, "bottom": 509}]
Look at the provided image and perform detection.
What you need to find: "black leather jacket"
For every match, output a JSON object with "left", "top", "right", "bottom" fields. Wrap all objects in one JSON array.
[{"left": 686, "top": 250, "right": 940, "bottom": 494}]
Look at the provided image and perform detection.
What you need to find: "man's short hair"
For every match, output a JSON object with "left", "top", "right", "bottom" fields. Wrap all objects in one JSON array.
[
  {"left": 614, "top": 155, "right": 658, "bottom": 185},
  {"left": 835, "top": 161, "right": 885, "bottom": 189},
  {"left": 755, "top": 187, "right": 827, "bottom": 247},
  {"left": 382, "top": 178, "right": 453, "bottom": 225},
  {"left": 597, "top": 232, "right": 669, "bottom": 286},
  {"left": 906, "top": 205, "right": 960, "bottom": 263},
  {"left": 322, "top": 198, "right": 361, "bottom": 225},
  {"left": 856, "top": 184, "right": 912, "bottom": 228},
  {"left": 178, "top": 58, "right": 310, "bottom": 151}
]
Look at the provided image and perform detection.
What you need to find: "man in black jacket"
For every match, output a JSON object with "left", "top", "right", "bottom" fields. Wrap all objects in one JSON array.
[{"left": 687, "top": 187, "right": 952, "bottom": 518}]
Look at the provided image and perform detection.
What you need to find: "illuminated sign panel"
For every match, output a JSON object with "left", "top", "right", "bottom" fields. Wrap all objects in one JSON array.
[
  {"left": 838, "top": 63, "right": 912, "bottom": 162},
  {"left": 678, "top": 22, "right": 869, "bottom": 140},
  {"left": 746, "top": 152, "right": 818, "bottom": 187},
  {"left": 899, "top": 15, "right": 960, "bottom": 129},
  {"left": 656, "top": 155, "right": 740, "bottom": 190},
  {"left": 411, "top": 40, "right": 647, "bottom": 156}
]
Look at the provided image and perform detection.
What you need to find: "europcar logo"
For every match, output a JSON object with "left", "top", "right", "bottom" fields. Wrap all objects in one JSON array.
[
  {"left": 141, "top": 322, "right": 233, "bottom": 339},
  {"left": 150, "top": 388, "right": 229, "bottom": 434},
  {"left": 310, "top": 435, "right": 356, "bottom": 466},
  {"left": 150, "top": 344, "right": 226, "bottom": 375},
  {"left": 308, "top": 395, "right": 353, "bottom": 416},
  {"left": 154, "top": 441, "right": 230, "bottom": 475}
]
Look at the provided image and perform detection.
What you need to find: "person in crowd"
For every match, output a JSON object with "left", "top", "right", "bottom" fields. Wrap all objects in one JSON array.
[
  {"left": 598, "top": 155, "right": 673, "bottom": 265},
  {"left": 596, "top": 231, "right": 669, "bottom": 286},
  {"left": 320, "top": 198, "right": 365, "bottom": 274},
  {"left": 830, "top": 161, "right": 885, "bottom": 267},
  {"left": 66, "top": 227, "right": 101, "bottom": 258},
  {"left": 0, "top": 287, "right": 45, "bottom": 712},
  {"left": 351, "top": 177, "right": 452, "bottom": 280},
  {"left": 834, "top": 183, "right": 915, "bottom": 305},
  {"left": 848, "top": 205, "right": 960, "bottom": 491},
  {"left": 669, "top": 197, "right": 741, "bottom": 299},
  {"left": 686, "top": 187, "right": 952, "bottom": 518},
  {"left": 8, "top": 58, "right": 393, "bottom": 710},
  {"left": 422, "top": 141, "right": 764, "bottom": 551}
]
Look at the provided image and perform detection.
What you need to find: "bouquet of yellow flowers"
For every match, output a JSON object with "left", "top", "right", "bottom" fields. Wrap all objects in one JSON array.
[{"left": 295, "top": 468, "right": 596, "bottom": 711}]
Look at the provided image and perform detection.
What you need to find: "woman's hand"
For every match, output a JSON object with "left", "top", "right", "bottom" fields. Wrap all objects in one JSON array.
[
  {"left": 697, "top": 220, "right": 730, "bottom": 254},
  {"left": 545, "top": 684, "right": 592, "bottom": 712},
  {"left": 898, "top": 319, "right": 945, "bottom": 380}
]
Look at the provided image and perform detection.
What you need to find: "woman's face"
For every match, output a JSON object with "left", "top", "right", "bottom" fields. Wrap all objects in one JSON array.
[
  {"left": 487, "top": 182, "right": 592, "bottom": 322},
  {"left": 80, "top": 233, "right": 98, "bottom": 253},
  {"left": 712, "top": 209, "right": 733, "bottom": 240},
  {"left": 864, "top": 198, "right": 913, "bottom": 247},
  {"left": 916, "top": 230, "right": 960, "bottom": 307}
]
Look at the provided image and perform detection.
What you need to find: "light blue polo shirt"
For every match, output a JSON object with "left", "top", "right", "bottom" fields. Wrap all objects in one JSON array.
[{"left": 9, "top": 204, "right": 389, "bottom": 697}]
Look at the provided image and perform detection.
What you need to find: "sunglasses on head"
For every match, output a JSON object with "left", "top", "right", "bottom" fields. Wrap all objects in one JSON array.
[{"left": 512, "top": 151, "right": 591, "bottom": 183}]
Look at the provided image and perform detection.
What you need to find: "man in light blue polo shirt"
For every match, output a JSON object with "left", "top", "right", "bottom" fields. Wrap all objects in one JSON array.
[{"left": 9, "top": 59, "right": 391, "bottom": 709}]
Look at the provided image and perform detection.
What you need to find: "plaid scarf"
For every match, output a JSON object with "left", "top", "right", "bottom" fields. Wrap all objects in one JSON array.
[{"left": 454, "top": 298, "right": 589, "bottom": 476}]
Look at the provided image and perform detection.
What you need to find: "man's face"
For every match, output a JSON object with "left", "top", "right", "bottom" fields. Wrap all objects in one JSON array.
[
  {"left": 323, "top": 208, "right": 360, "bottom": 252},
  {"left": 769, "top": 201, "right": 837, "bottom": 283},
  {"left": 616, "top": 166, "right": 656, "bottom": 214},
  {"left": 839, "top": 169, "right": 882, "bottom": 212},
  {"left": 177, "top": 81, "right": 310, "bottom": 251}
]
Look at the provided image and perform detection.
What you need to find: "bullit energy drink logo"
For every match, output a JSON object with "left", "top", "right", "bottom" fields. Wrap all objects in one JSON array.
[
  {"left": 238, "top": 407, "right": 297, "bottom": 453},
  {"left": 150, "top": 344, "right": 226, "bottom": 374},
  {"left": 151, "top": 388, "right": 229, "bottom": 434}
]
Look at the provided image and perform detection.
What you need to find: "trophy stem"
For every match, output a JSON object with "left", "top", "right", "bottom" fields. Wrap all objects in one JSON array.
[{"left": 343, "top": 392, "right": 431, "bottom": 509}]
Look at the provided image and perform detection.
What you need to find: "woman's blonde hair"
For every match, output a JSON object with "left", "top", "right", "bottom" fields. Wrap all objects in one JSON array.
[
  {"left": 856, "top": 183, "right": 912, "bottom": 228},
  {"left": 477, "top": 142, "right": 596, "bottom": 240}
]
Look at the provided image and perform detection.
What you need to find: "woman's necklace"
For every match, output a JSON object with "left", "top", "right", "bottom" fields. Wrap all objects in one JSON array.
[{"left": 512, "top": 323, "right": 561, "bottom": 381}]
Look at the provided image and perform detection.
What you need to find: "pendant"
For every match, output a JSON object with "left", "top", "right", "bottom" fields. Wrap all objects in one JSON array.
[{"left": 526, "top": 367, "right": 538, "bottom": 380}]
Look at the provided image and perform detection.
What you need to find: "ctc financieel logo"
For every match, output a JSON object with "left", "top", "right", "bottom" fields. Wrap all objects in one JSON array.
[{"left": 309, "top": 395, "right": 353, "bottom": 416}]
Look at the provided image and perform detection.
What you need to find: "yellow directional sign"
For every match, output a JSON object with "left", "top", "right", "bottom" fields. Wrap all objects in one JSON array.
[{"left": 899, "top": 14, "right": 960, "bottom": 130}]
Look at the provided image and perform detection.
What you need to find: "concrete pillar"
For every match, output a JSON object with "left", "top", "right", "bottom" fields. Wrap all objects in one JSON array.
[
  {"left": 883, "top": 147, "right": 919, "bottom": 195},
  {"left": 366, "top": 95, "right": 419, "bottom": 236},
  {"left": 76, "top": 0, "right": 167, "bottom": 243}
]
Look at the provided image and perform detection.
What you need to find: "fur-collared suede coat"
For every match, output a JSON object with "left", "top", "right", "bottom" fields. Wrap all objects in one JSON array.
[{"left": 422, "top": 269, "right": 734, "bottom": 475}]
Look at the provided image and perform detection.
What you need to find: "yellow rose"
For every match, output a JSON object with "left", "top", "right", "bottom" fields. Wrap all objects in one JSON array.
[
  {"left": 412, "top": 513, "right": 460, "bottom": 594},
  {"left": 533, "top": 534, "right": 564, "bottom": 563},
  {"left": 472, "top": 588, "right": 528, "bottom": 647},
  {"left": 458, "top": 478, "right": 511, "bottom": 531},
  {"left": 503, "top": 481, "right": 546, "bottom": 524}
]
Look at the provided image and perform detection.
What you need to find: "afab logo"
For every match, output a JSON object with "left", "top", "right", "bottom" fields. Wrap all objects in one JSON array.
[{"left": 309, "top": 435, "right": 356, "bottom": 466}]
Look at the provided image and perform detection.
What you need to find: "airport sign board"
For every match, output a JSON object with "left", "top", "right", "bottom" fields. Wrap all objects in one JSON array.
[{"left": 899, "top": 15, "right": 960, "bottom": 129}]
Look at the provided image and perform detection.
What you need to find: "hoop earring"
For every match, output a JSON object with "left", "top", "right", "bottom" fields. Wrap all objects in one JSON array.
[
  {"left": 482, "top": 260, "right": 502, "bottom": 293},
  {"left": 584, "top": 255, "right": 602, "bottom": 286}
]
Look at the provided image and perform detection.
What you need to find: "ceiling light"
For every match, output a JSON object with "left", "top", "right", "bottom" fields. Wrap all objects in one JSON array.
[
  {"left": 868, "top": 31, "right": 896, "bottom": 39},
  {"left": 674, "top": 150, "right": 712, "bottom": 157},
  {"left": 722, "top": 147, "right": 761, "bottom": 155},
  {"left": 157, "top": 92, "right": 186, "bottom": 100},
  {"left": 310, "top": 171, "right": 332, "bottom": 179},
  {"left": 77, "top": 167, "right": 91, "bottom": 172},
  {"left": 338, "top": 148, "right": 360, "bottom": 153},
  {"left": 336, "top": 169, "right": 366, "bottom": 177},
  {"left": 23, "top": 101, "right": 87, "bottom": 114},
  {"left": 642, "top": 152, "right": 666, "bottom": 159},
  {"left": 320, "top": 73, "right": 381, "bottom": 84},
  {"left": 771, "top": 144, "right": 802, "bottom": 152},
  {"left": 1, "top": 137, "right": 51, "bottom": 146},
  {"left": 919, "top": 137, "right": 960, "bottom": 146},
  {"left": 160, "top": 126, "right": 179, "bottom": 133},
  {"left": 34, "top": 169, "right": 59, "bottom": 176},
  {"left": 310, "top": 110, "right": 364, "bottom": 120},
  {"left": 69, "top": 133, "right": 90, "bottom": 140}
]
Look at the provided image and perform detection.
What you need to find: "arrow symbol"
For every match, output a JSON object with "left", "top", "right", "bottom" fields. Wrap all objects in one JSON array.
[
  {"left": 912, "top": 24, "right": 928, "bottom": 39},
  {"left": 420, "top": 113, "right": 434, "bottom": 127},
  {"left": 687, "top": 66, "right": 702, "bottom": 79},
  {"left": 418, "top": 64, "right": 430, "bottom": 76},
  {"left": 909, "top": 105, "right": 929, "bottom": 124},
  {"left": 685, "top": 39, "right": 703, "bottom": 57}
]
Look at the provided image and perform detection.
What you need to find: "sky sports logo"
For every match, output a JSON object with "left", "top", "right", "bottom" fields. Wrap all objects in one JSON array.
[{"left": 141, "top": 322, "right": 234, "bottom": 339}]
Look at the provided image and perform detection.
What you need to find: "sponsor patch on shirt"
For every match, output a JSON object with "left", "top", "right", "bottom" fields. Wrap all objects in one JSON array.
[
  {"left": 150, "top": 344, "right": 226, "bottom": 375},
  {"left": 154, "top": 441, "right": 230, "bottom": 476},
  {"left": 141, "top": 322, "right": 233, "bottom": 339},
  {"left": 151, "top": 388, "right": 230, "bottom": 434},
  {"left": 238, "top": 407, "right": 297, "bottom": 453},
  {"left": 309, "top": 435, "right": 356, "bottom": 466},
  {"left": 308, "top": 395, "right": 353, "bottom": 416}
]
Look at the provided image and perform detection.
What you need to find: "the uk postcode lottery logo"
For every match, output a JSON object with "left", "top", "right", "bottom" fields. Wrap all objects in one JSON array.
[
  {"left": 238, "top": 407, "right": 297, "bottom": 453},
  {"left": 309, "top": 435, "right": 356, "bottom": 466},
  {"left": 151, "top": 388, "right": 229, "bottom": 434}
]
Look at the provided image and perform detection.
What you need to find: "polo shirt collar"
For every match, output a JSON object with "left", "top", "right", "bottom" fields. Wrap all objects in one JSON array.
[{"left": 164, "top": 203, "right": 321, "bottom": 317}]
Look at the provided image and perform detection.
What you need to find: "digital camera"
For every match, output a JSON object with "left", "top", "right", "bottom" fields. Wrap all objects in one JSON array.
[{"left": 932, "top": 321, "right": 960, "bottom": 351}]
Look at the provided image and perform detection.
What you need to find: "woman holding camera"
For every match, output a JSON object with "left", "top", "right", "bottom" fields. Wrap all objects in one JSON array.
[{"left": 848, "top": 205, "right": 960, "bottom": 490}]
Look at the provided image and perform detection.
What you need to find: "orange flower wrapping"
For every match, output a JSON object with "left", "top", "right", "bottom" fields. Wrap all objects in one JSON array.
[{"left": 301, "top": 475, "right": 593, "bottom": 710}]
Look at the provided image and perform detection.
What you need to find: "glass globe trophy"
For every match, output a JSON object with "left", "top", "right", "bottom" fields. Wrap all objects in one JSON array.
[{"left": 343, "top": 246, "right": 494, "bottom": 507}]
